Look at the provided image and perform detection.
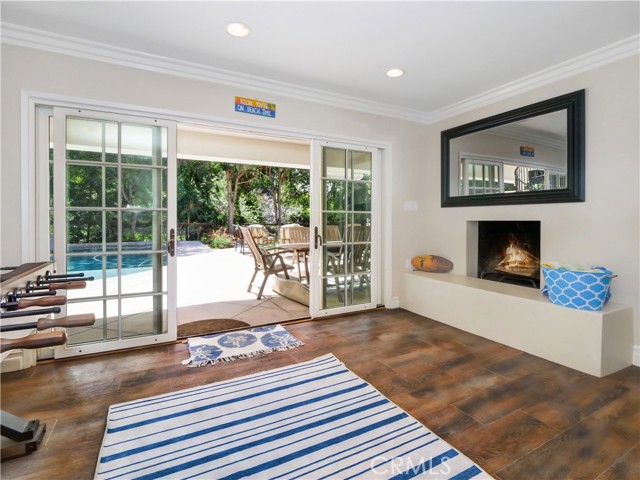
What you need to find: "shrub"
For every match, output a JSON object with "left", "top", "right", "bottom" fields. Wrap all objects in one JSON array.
[{"left": 203, "top": 228, "right": 235, "bottom": 249}]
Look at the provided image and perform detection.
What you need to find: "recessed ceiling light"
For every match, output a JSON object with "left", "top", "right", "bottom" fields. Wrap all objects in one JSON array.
[
  {"left": 226, "top": 22, "right": 251, "bottom": 38},
  {"left": 386, "top": 68, "right": 405, "bottom": 78}
]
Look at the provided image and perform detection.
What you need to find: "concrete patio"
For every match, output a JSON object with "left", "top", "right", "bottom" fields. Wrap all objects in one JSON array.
[{"left": 176, "top": 242, "right": 310, "bottom": 329}]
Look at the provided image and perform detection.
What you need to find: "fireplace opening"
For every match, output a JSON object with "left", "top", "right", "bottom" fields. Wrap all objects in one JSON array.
[{"left": 477, "top": 221, "right": 541, "bottom": 289}]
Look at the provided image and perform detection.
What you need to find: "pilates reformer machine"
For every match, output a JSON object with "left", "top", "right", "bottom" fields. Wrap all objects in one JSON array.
[{"left": 0, "top": 262, "right": 96, "bottom": 457}]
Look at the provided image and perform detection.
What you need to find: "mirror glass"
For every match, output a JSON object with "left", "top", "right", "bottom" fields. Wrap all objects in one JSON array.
[{"left": 441, "top": 90, "right": 585, "bottom": 207}]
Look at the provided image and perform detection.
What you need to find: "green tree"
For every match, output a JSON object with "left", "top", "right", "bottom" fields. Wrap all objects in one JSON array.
[
  {"left": 222, "top": 163, "right": 260, "bottom": 232},
  {"left": 177, "top": 159, "right": 226, "bottom": 229},
  {"left": 252, "top": 166, "right": 310, "bottom": 227},
  {"left": 281, "top": 168, "right": 310, "bottom": 225},
  {"left": 175, "top": 160, "right": 310, "bottom": 236},
  {"left": 256, "top": 166, "right": 288, "bottom": 228}
]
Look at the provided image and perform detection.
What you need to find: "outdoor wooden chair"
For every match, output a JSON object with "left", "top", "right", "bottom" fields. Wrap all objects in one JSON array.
[
  {"left": 247, "top": 224, "right": 276, "bottom": 246},
  {"left": 240, "top": 226, "right": 294, "bottom": 299},
  {"left": 286, "top": 227, "right": 310, "bottom": 282},
  {"left": 350, "top": 225, "right": 371, "bottom": 289},
  {"left": 287, "top": 226, "right": 309, "bottom": 244},
  {"left": 324, "top": 224, "right": 345, "bottom": 302},
  {"left": 233, "top": 225, "right": 245, "bottom": 254},
  {"left": 278, "top": 224, "right": 300, "bottom": 244}
]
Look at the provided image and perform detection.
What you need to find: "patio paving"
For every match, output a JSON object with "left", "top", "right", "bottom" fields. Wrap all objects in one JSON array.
[{"left": 176, "top": 242, "right": 309, "bottom": 329}]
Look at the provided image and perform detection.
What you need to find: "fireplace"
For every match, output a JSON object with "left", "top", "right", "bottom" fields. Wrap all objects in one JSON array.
[{"left": 471, "top": 221, "right": 541, "bottom": 289}]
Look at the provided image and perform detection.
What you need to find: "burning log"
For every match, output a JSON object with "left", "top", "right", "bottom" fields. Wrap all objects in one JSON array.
[{"left": 494, "top": 234, "right": 540, "bottom": 278}]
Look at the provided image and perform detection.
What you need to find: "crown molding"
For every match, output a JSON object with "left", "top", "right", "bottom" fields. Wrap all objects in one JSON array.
[
  {"left": 429, "top": 34, "right": 640, "bottom": 123},
  {"left": 0, "top": 23, "right": 431, "bottom": 123},
  {"left": 2, "top": 23, "right": 638, "bottom": 125}
]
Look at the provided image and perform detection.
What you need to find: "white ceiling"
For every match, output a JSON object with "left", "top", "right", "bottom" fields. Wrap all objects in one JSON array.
[{"left": 2, "top": 1, "right": 639, "bottom": 122}]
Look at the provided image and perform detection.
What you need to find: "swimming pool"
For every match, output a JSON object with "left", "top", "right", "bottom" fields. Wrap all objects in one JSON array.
[{"left": 66, "top": 253, "right": 167, "bottom": 278}]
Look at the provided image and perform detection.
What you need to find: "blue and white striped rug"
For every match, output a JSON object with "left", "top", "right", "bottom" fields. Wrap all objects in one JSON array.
[{"left": 95, "top": 354, "right": 490, "bottom": 479}]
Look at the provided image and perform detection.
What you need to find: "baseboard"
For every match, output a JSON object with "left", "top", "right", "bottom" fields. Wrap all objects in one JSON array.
[
  {"left": 387, "top": 296, "right": 400, "bottom": 309},
  {"left": 634, "top": 345, "right": 640, "bottom": 367}
]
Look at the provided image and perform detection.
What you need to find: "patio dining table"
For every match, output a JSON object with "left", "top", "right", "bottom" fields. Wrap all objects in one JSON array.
[{"left": 286, "top": 242, "right": 310, "bottom": 284}]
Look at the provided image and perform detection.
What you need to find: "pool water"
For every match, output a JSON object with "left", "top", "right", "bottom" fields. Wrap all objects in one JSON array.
[{"left": 67, "top": 254, "right": 167, "bottom": 278}]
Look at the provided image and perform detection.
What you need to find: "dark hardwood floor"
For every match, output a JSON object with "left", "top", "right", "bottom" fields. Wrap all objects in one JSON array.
[{"left": 1, "top": 309, "right": 639, "bottom": 479}]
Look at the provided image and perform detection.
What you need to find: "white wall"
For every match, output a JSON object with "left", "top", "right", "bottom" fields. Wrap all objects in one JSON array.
[
  {"left": 399, "top": 54, "right": 640, "bottom": 350},
  {"left": 2, "top": 44, "right": 638, "bottom": 350}
]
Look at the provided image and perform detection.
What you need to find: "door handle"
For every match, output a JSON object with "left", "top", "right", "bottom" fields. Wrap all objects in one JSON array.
[
  {"left": 314, "top": 226, "right": 323, "bottom": 250},
  {"left": 168, "top": 228, "right": 176, "bottom": 257}
]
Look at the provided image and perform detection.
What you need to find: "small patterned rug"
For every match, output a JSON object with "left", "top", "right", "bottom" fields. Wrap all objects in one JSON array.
[{"left": 182, "top": 324, "right": 304, "bottom": 367}]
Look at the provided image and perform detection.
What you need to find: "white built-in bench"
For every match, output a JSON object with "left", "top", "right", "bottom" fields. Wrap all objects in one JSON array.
[{"left": 402, "top": 271, "right": 634, "bottom": 377}]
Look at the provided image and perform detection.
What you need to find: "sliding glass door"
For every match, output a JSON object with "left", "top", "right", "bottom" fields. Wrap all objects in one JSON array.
[
  {"left": 310, "top": 140, "right": 379, "bottom": 316},
  {"left": 53, "top": 108, "right": 177, "bottom": 357}
]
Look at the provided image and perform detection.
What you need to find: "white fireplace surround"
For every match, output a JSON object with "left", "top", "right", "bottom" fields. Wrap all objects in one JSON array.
[{"left": 402, "top": 271, "right": 633, "bottom": 377}]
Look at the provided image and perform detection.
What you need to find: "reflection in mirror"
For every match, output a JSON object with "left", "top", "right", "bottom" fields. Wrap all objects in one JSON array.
[
  {"left": 441, "top": 90, "right": 585, "bottom": 207},
  {"left": 450, "top": 110, "right": 567, "bottom": 196}
]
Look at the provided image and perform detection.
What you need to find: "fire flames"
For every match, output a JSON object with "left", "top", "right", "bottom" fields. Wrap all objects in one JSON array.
[{"left": 496, "top": 235, "right": 540, "bottom": 277}]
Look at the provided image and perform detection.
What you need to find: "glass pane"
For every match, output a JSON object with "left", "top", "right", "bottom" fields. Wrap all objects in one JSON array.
[
  {"left": 352, "top": 224, "right": 371, "bottom": 241},
  {"left": 105, "top": 255, "right": 119, "bottom": 295},
  {"left": 350, "top": 182, "right": 371, "bottom": 211},
  {"left": 323, "top": 213, "right": 345, "bottom": 243},
  {"left": 120, "top": 253, "right": 166, "bottom": 294},
  {"left": 121, "top": 124, "right": 167, "bottom": 166},
  {"left": 66, "top": 255, "right": 105, "bottom": 299},
  {"left": 105, "top": 211, "right": 118, "bottom": 250},
  {"left": 66, "top": 118, "right": 118, "bottom": 162},
  {"left": 65, "top": 300, "right": 107, "bottom": 345},
  {"left": 350, "top": 151, "right": 372, "bottom": 180},
  {"left": 349, "top": 274, "right": 371, "bottom": 306},
  {"left": 351, "top": 213, "right": 371, "bottom": 229},
  {"left": 106, "top": 300, "right": 119, "bottom": 340},
  {"left": 66, "top": 210, "right": 103, "bottom": 249},
  {"left": 323, "top": 245, "right": 344, "bottom": 276},
  {"left": 105, "top": 123, "right": 118, "bottom": 163},
  {"left": 323, "top": 277, "right": 344, "bottom": 309},
  {"left": 121, "top": 211, "right": 165, "bottom": 250},
  {"left": 105, "top": 167, "right": 118, "bottom": 207},
  {"left": 67, "top": 253, "right": 102, "bottom": 274},
  {"left": 324, "top": 180, "right": 346, "bottom": 211},
  {"left": 323, "top": 147, "right": 346, "bottom": 179},
  {"left": 121, "top": 167, "right": 165, "bottom": 209},
  {"left": 348, "top": 243, "right": 371, "bottom": 274},
  {"left": 492, "top": 165, "right": 499, "bottom": 191},
  {"left": 66, "top": 164, "right": 103, "bottom": 207},
  {"left": 121, "top": 295, "right": 167, "bottom": 338},
  {"left": 472, "top": 164, "right": 482, "bottom": 194}
]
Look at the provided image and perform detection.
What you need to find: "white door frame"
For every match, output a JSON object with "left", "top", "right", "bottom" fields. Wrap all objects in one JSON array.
[{"left": 22, "top": 92, "right": 396, "bottom": 326}]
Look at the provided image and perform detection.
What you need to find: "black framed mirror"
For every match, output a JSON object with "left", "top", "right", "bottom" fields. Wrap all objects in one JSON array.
[{"left": 441, "top": 90, "right": 585, "bottom": 207}]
